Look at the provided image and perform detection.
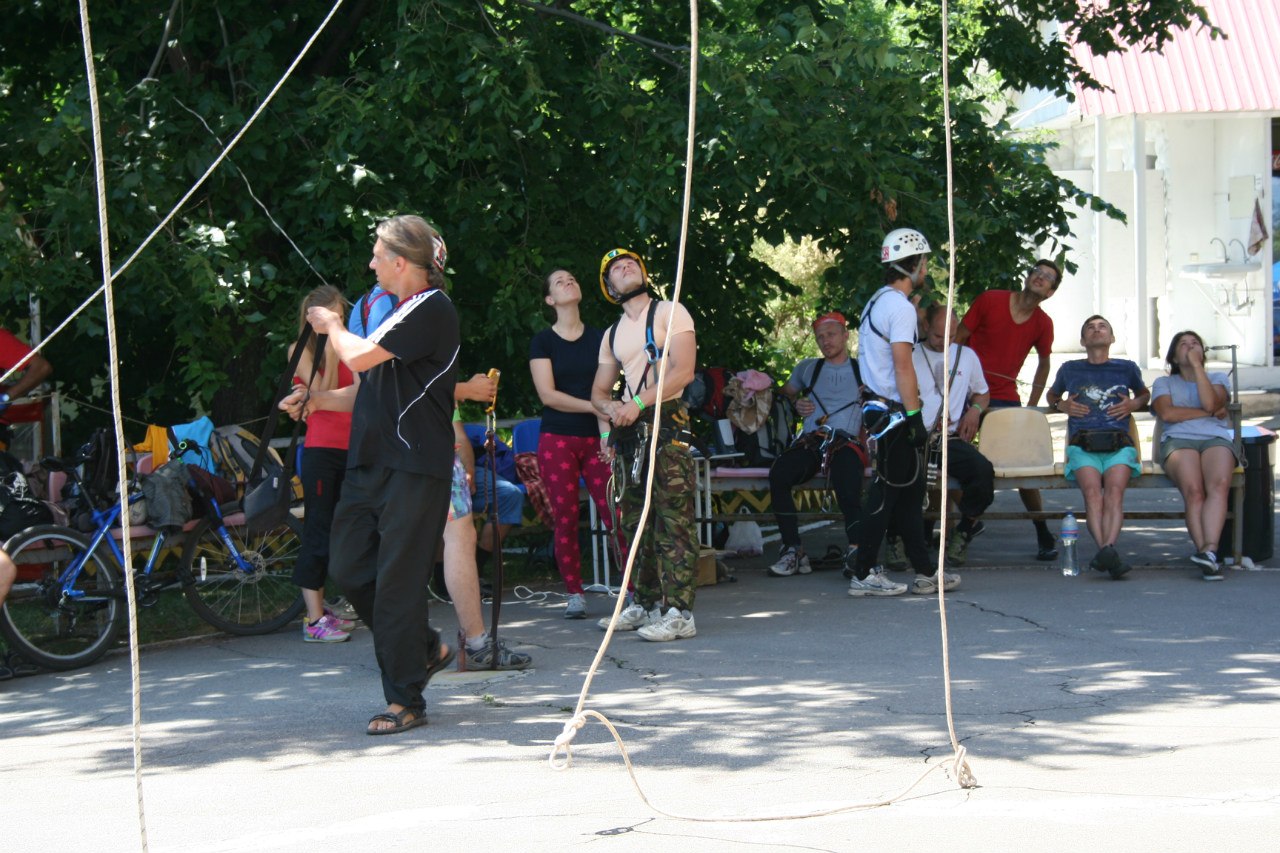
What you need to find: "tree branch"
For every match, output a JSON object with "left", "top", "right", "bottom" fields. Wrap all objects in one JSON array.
[
  {"left": 143, "top": 0, "right": 183, "bottom": 83},
  {"left": 508, "top": 0, "right": 690, "bottom": 54}
]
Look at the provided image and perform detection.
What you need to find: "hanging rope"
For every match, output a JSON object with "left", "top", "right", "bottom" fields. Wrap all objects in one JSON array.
[
  {"left": 550, "top": 0, "right": 978, "bottom": 815},
  {"left": 1, "top": 0, "right": 348, "bottom": 389},
  {"left": 935, "top": 0, "right": 979, "bottom": 790},
  {"left": 549, "top": 0, "right": 702, "bottom": 772},
  {"left": 77, "top": 2, "right": 148, "bottom": 848},
  {"left": 66, "top": 3, "right": 349, "bottom": 849}
]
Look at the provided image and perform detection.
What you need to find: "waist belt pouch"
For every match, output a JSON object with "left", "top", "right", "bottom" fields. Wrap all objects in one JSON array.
[{"left": 1073, "top": 429, "right": 1131, "bottom": 453}]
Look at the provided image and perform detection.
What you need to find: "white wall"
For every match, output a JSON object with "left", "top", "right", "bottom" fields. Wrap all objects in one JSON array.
[
  {"left": 1042, "top": 167, "right": 1164, "bottom": 360},
  {"left": 1044, "top": 114, "right": 1274, "bottom": 365}
]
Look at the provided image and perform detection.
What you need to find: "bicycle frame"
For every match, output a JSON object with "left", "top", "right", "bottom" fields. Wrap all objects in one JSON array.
[{"left": 56, "top": 478, "right": 254, "bottom": 605}]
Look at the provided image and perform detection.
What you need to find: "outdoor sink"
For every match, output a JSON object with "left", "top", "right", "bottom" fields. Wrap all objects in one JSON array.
[{"left": 1180, "top": 261, "right": 1261, "bottom": 281}]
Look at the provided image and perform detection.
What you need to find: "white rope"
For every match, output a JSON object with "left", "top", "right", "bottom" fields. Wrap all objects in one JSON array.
[
  {"left": 934, "top": 0, "right": 979, "bottom": 789},
  {"left": 77, "top": 3, "right": 148, "bottom": 849},
  {"left": 0, "top": 0, "right": 348, "bottom": 389},
  {"left": 63, "top": 4, "right": 349, "bottom": 849},
  {"left": 551, "top": 0, "right": 979, "bottom": 815},
  {"left": 549, "top": 0, "right": 702, "bottom": 774}
]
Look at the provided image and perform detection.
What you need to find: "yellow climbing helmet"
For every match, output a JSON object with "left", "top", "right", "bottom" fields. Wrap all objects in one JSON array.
[{"left": 598, "top": 248, "right": 649, "bottom": 304}]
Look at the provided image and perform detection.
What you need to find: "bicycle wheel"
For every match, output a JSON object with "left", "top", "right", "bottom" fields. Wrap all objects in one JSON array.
[
  {"left": 0, "top": 525, "right": 123, "bottom": 671},
  {"left": 180, "top": 515, "right": 305, "bottom": 635}
]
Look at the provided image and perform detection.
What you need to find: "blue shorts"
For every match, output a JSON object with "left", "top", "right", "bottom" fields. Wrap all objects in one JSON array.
[
  {"left": 471, "top": 466, "right": 525, "bottom": 525},
  {"left": 446, "top": 455, "right": 472, "bottom": 523},
  {"left": 1065, "top": 446, "right": 1140, "bottom": 482}
]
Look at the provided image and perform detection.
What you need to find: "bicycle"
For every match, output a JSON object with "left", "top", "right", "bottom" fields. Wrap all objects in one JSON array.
[{"left": 0, "top": 449, "right": 304, "bottom": 671}]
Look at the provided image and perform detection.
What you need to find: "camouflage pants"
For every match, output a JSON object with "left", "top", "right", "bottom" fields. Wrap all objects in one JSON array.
[{"left": 618, "top": 440, "right": 698, "bottom": 612}]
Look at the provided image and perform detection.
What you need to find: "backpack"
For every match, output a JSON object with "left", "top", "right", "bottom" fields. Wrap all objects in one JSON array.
[
  {"left": 0, "top": 451, "right": 54, "bottom": 541},
  {"left": 209, "top": 424, "right": 301, "bottom": 502},
  {"left": 733, "top": 389, "right": 797, "bottom": 466},
  {"left": 78, "top": 427, "right": 120, "bottom": 507},
  {"left": 683, "top": 367, "right": 733, "bottom": 420}
]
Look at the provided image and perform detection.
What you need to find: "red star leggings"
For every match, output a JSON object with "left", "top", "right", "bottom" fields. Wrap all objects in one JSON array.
[{"left": 537, "top": 432, "right": 628, "bottom": 595}]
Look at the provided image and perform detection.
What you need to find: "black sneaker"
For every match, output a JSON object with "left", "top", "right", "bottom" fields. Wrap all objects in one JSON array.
[
  {"left": 1036, "top": 543, "right": 1059, "bottom": 561},
  {"left": 1096, "top": 545, "right": 1129, "bottom": 579},
  {"left": 1191, "top": 551, "right": 1223, "bottom": 581}
]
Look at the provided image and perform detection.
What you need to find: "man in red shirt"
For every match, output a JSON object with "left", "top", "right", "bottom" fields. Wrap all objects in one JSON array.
[
  {"left": 0, "top": 329, "right": 53, "bottom": 443},
  {"left": 955, "top": 260, "right": 1061, "bottom": 560}
]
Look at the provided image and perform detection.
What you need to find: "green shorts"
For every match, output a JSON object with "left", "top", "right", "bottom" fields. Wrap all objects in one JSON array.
[
  {"left": 1065, "top": 445, "right": 1140, "bottom": 482},
  {"left": 1158, "top": 436, "right": 1239, "bottom": 467}
]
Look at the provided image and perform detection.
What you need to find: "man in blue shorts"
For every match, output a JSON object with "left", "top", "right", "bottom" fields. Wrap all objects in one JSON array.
[{"left": 1047, "top": 315, "right": 1149, "bottom": 579}]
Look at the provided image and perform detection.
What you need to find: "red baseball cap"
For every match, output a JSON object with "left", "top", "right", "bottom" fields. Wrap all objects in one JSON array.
[{"left": 812, "top": 311, "right": 847, "bottom": 330}]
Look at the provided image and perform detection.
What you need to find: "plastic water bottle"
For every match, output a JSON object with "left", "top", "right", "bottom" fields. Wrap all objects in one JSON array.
[{"left": 1060, "top": 512, "right": 1079, "bottom": 577}]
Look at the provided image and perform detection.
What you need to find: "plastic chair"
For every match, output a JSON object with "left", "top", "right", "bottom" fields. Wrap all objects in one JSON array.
[
  {"left": 977, "top": 407, "right": 1057, "bottom": 477},
  {"left": 511, "top": 418, "right": 542, "bottom": 455}
]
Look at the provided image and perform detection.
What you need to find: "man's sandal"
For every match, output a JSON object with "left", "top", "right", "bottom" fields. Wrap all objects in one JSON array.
[
  {"left": 426, "top": 643, "right": 455, "bottom": 684},
  {"left": 367, "top": 706, "right": 428, "bottom": 736}
]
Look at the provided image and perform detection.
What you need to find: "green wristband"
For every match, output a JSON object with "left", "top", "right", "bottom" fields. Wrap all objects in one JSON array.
[
  {"left": 633, "top": 395, "right": 646, "bottom": 412},
  {"left": 600, "top": 431, "right": 611, "bottom": 439},
  {"left": 905, "top": 408, "right": 920, "bottom": 416}
]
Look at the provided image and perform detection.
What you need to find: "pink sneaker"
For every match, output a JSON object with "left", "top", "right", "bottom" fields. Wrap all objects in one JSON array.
[
  {"left": 303, "top": 614, "right": 351, "bottom": 643},
  {"left": 323, "top": 607, "right": 356, "bottom": 631}
]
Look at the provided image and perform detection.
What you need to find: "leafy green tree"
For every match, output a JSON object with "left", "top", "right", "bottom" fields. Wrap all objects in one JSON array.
[{"left": 0, "top": 0, "right": 1212, "bottom": 446}]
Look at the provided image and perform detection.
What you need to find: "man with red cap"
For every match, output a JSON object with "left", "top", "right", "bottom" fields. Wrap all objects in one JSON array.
[{"left": 767, "top": 311, "right": 867, "bottom": 577}]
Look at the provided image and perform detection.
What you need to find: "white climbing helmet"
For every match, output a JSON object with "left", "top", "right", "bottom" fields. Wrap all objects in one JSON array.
[{"left": 880, "top": 228, "right": 931, "bottom": 263}]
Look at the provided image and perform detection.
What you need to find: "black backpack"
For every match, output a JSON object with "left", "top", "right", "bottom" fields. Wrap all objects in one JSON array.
[{"left": 0, "top": 451, "right": 54, "bottom": 542}]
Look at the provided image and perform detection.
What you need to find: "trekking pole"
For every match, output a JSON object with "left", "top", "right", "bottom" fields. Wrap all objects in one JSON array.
[{"left": 482, "top": 369, "right": 503, "bottom": 669}]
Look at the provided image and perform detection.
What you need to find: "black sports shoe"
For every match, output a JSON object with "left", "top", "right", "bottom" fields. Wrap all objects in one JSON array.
[
  {"left": 1096, "top": 545, "right": 1129, "bottom": 579},
  {"left": 1036, "top": 545, "right": 1059, "bottom": 561},
  {"left": 1191, "top": 551, "right": 1223, "bottom": 581}
]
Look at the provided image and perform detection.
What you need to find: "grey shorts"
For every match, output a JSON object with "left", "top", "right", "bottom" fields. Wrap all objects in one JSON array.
[{"left": 1159, "top": 436, "right": 1239, "bottom": 467}]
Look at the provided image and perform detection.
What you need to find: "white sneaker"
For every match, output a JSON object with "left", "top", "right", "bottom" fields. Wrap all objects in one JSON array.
[
  {"left": 636, "top": 607, "right": 697, "bottom": 642},
  {"left": 768, "top": 546, "right": 811, "bottom": 577},
  {"left": 596, "top": 603, "right": 659, "bottom": 631},
  {"left": 911, "top": 571, "right": 961, "bottom": 594},
  {"left": 847, "top": 567, "right": 908, "bottom": 597}
]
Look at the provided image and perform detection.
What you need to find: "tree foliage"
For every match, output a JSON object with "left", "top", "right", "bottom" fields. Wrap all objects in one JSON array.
[{"left": 0, "top": 0, "right": 1212, "bottom": 442}]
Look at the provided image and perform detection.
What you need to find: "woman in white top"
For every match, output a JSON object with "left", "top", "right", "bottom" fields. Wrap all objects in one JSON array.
[{"left": 1150, "top": 330, "right": 1236, "bottom": 580}]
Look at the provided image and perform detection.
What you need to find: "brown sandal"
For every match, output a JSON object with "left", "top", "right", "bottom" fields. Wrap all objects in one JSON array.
[{"left": 366, "top": 706, "right": 428, "bottom": 736}]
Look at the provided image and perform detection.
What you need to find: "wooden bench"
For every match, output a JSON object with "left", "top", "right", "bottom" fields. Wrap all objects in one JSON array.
[{"left": 698, "top": 407, "right": 1248, "bottom": 563}]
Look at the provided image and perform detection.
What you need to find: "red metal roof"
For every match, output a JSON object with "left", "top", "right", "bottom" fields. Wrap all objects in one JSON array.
[{"left": 1071, "top": 0, "right": 1280, "bottom": 115}]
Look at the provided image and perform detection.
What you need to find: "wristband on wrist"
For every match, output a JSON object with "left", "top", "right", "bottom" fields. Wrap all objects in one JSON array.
[
  {"left": 633, "top": 395, "right": 645, "bottom": 412},
  {"left": 600, "top": 431, "right": 611, "bottom": 439},
  {"left": 970, "top": 403, "right": 983, "bottom": 413},
  {"left": 905, "top": 408, "right": 920, "bottom": 416}
]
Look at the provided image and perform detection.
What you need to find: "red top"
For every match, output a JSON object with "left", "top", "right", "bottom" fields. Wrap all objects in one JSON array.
[
  {"left": 960, "top": 290, "right": 1053, "bottom": 404},
  {"left": 0, "top": 328, "right": 45, "bottom": 425},
  {"left": 304, "top": 361, "right": 354, "bottom": 450}
]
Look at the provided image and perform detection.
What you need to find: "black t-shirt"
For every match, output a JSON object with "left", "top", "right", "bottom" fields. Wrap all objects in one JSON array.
[
  {"left": 529, "top": 325, "right": 605, "bottom": 438},
  {"left": 348, "top": 288, "right": 459, "bottom": 478}
]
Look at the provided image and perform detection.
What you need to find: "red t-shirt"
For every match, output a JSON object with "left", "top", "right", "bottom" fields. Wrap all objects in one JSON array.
[
  {"left": 960, "top": 291, "right": 1053, "bottom": 404},
  {"left": 303, "top": 361, "right": 354, "bottom": 450},
  {"left": 0, "top": 328, "right": 44, "bottom": 424},
  {"left": 0, "top": 329, "right": 32, "bottom": 371}
]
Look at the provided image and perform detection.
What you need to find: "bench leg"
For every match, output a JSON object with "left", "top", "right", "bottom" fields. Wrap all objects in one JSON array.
[{"left": 1231, "top": 481, "right": 1244, "bottom": 566}]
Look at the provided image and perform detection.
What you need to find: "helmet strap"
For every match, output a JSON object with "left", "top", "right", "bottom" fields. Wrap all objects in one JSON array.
[
  {"left": 614, "top": 285, "right": 652, "bottom": 305},
  {"left": 890, "top": 259, "right": 926, "bottom": 287}
]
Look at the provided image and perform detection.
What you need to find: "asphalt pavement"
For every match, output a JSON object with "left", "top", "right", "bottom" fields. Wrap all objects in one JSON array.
[{"left": 3, "top": 473, "right": 1279, "bottom": 853}]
